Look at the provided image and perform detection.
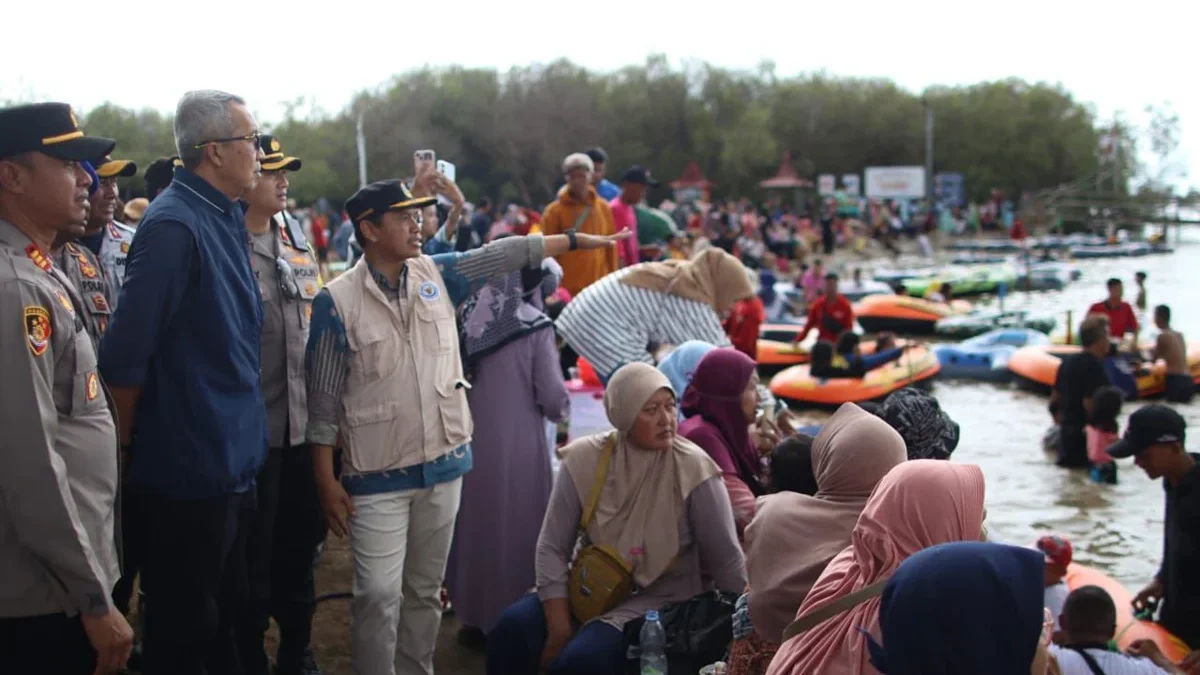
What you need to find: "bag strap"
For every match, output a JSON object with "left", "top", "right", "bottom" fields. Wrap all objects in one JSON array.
[
  {"left": 571, "top": 205, "right": 593, "bottom": 232},
  {"left": 580, "top": 433, "right": 616, "bottom": 530},
  {"left": 1068, "top": 647, "right": 1108, "bottom": 675},
  {"left": 780, "top": 578, "right": 889, "bottom": 642}
]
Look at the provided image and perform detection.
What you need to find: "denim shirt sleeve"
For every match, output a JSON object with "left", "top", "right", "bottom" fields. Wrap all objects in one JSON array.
[
  {"left": 304, "top": 288, "right": 349, "bottom": 446},
  {"left": 98, "top": 219, "right": 195, "bottom": 386},
  {"left": 430, "top": 235, "right": 546, "bottom": 307},
  {"left": 421, "top": 224, "right": 455, "bottom": 256}
]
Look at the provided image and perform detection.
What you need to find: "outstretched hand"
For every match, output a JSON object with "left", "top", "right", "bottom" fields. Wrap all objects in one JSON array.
[{"left": 576, "top": 230, "right": 632, "bottom": 250}]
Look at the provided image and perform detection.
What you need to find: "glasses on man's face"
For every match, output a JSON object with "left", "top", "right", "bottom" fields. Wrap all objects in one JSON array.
[
  {"left": 274, "top": 256, "right": 300, "bottom": 301},
  {"left": 194, "top": 131, "right": 261, "bottom": 150}
]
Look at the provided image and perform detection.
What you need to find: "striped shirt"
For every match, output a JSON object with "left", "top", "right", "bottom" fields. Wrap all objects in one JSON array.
[
  {"left": 1049, "top": 645, "right": 1176, "bottom": 675},
  {"left": 555, "top": 268, "right": 730, "bottom": 380}
]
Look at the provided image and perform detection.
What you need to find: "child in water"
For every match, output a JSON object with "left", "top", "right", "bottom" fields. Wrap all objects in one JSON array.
[{"left": 1086, "top": 386, "right": 1123, "bottom": 484}]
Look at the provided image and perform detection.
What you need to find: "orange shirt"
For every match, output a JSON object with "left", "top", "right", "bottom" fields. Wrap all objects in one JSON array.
[{"left": 540, "top": 187, "right": 618, "bottom": 295}]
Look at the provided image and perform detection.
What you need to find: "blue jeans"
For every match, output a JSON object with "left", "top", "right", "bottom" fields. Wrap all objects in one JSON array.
[{"left": 486, "top": 595, "right": 628, "bottom": 675}]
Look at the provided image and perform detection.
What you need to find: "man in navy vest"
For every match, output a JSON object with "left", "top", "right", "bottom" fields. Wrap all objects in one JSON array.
[{"left": 99, "top": 89, "right": 268, "bottom": 675}]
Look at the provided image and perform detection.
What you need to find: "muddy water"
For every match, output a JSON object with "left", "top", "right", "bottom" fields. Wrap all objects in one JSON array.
[{"left": 822, "top": 229, "right": 1200, "bottom": 588}]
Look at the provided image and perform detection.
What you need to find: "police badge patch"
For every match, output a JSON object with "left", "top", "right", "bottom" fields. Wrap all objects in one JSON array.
[{"left": 24, "top": 306, "right": 51, "bottom": 356}]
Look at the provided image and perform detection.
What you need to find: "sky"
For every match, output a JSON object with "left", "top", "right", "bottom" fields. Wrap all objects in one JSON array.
[{"left": 4, "top": 0, "right": 1194, "bottom": 189}]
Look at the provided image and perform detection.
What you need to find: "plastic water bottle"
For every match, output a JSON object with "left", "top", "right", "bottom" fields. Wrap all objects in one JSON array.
[{"left": 640, "top": 610, "right": 668, "bottom": 675}]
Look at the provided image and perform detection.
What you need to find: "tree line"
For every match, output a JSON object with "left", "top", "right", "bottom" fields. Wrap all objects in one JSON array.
[{"left": 71, "top": 56, "right": 1122, "bottom": 209}]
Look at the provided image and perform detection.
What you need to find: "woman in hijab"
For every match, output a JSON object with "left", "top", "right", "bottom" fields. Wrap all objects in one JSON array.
[
  {"left": 767, "top": 460, "right": 987, "bottom": 675},
  {"left": 486, "top": 363, "right": 747, "bottom": 675},
  {"left": 555, "top": 248, "right": 755, "bottom": 384},
  {"left": 865, "top": 541, "right": 1056, "bottom": 675},
  {"left": 657, "top": 340, "right": 717, "bottom": 413},
  {"left": 878, "top": 387, "right": 960, "bottom": 460},
  {"left": 728, "top": 404, "right": 906, "bottom": 675},
  {"left": 447, "top": 261, "right": 570, "bottom": 641},
  {"left": 680, "top": 348, "right": 766, "bottom": 536}
]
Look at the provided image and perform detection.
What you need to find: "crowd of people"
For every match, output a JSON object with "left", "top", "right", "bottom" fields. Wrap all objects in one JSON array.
[{"left": 1, "top": 88, "right": 1198, "bottom": 675}]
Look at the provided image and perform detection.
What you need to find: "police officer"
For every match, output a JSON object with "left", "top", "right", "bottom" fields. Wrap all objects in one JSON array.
[
  {"left": 238, "top": 135, "right": 324, "bottom": 675},
  {"left": 90, "top": 155, "right": 138, "bottom": 304},
  {"left": 0, "top": 103, "right": 133, "bottom": 674},
  {"left": 51, "top": 159, "right": 113, "bottom": 348}
]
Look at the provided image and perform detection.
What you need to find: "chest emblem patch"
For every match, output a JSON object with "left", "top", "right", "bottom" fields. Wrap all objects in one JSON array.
[
  {"left": 86, "top": 372, "right": 100, "bottom": 401},
  {"left": 418, "top": 281, "right": 440, "bottom": 302}
]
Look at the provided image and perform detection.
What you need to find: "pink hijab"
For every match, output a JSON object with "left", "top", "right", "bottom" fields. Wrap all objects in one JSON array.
[
  {"left": 744, "top": 404, "right": 906, "bottom": 643},
  {"left": 766, "top": 460, "right": 987, "bottom": 675}
]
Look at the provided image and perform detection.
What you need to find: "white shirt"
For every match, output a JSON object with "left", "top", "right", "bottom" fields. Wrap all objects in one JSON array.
[
  {"left": 1045, "top": 581, "right": 1069, "bottom": 629},
  {"left": 1049, "top": 645, "right": 1175, "bottom": 675}
]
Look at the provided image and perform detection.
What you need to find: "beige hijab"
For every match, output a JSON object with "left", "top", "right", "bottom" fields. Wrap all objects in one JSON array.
[
  {"left": 561, "top": 363, "right": 720, "bottom": 587},
  {"left": 744, "top": 403, "right": 907, "bottom": 643},
  {"left": 619, "top": 248, "right": 754, "bottom": 315}
]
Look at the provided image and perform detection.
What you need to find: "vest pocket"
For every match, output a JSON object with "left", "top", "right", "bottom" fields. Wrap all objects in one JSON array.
[
  {"left": 435, "top": 379, "right": 472, "bottom": 444},
  {"left": 414, "top": 299, "right": 455, "bottom": 355},
  {"left": 343, "top": 401, "right": 404, "bottom": 473},
  {"left": 348, "top": 322, "right": 398, "bottom": 380}
]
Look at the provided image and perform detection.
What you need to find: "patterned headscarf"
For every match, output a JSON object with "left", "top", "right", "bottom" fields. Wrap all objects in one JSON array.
[
  {"left": 459, "top": 258, "right": 560, "bottom": 367},
  {"left": 878, "top": 387, "right": 960, "bottom": 460}
]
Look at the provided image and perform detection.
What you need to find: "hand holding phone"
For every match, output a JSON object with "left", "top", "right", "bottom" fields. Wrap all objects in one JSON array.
[{"left": 414, "top": 150, "right": 436, "bottom": 174}]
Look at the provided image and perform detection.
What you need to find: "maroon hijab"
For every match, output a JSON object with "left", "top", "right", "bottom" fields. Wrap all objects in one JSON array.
[{"left": 680, "top": 348, "right": 764, "bottom": 494}]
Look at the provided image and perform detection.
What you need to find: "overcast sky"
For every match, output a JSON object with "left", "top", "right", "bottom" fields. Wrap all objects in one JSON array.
[{"left": 4, "top": 0, "right": 1193, "bottom": 188}]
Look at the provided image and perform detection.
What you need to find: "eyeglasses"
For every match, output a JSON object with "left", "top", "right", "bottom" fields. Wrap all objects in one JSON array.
[
  {"left": 274, "top": 256, "right": 300, "bottom": 301},
  {"left": 194, "top": 131, "right": 261, "bottom": 149},
  {"left": 1040, "top": 607, "right": 1054, "bottom": 647}
]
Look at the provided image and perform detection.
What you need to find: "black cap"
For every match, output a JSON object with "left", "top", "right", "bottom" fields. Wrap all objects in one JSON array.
[
  {"left": 345, "top": 179, "right": 436, "bottom": 223},
  {"left": 143, "top": 156, "right": 178, "bottom": 197},
  {"left": 0, "top": 103, "right": 115, "bottom": 161},
  {"left": 259, "top": 134, "right": 301, "bottom": 172},
  {"left": 621, "top": 165, "right": 660, "bottom": 187},
  {"left": 93, "top": 156, "right": 138, "bottom": 178},
  {"left": 1108, "top": 404, "right": 1186, "bottom": 458}
]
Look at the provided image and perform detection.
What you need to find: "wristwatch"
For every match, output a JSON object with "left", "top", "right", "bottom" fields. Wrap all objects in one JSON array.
[{"left": 565, "top": 228, "right": 578, "bottom": 251}]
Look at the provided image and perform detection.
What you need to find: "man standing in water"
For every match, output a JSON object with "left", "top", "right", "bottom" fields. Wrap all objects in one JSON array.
[
  {"left": 1112, "top": 406, "right": 1200, "bottom": 651},
  {"left": 1149, "top": 305, "right": 1192, "bottom": 404},
  {"left": 1088, "top": 277, "right": 1139, "bottom": 350},
  {"left": 1051, "top": 315, "right": 1112, "bottom": 468}
]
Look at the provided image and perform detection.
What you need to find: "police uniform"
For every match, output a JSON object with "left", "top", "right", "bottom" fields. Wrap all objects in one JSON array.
[
  {"left": 53, "top": 241, "right": 112, "bottom": 348},
  {"left": 0, "top": 103, "right": 121, "bottom": 674},
  {"left": 92, "top": 156, "right": 139, "bottom": 302},
  {"left": 240, "top": 135, "right": 326, "bottom": 675}
]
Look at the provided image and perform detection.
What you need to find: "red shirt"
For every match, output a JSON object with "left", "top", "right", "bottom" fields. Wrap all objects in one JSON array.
[
  {"left": 724, "top": 297, "right": 765, "bottom": 360},
  {"left": 801, "top": 294, "right": 855, "bottom": 343},
  {"left": 1087, "top": 300, "right": 1138, "bottom": 338}
]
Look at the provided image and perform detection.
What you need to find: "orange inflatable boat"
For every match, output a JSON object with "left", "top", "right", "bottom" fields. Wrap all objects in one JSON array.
[
  {"left": 761, "top": 322, "right": 807, "bottom": 342},
  {"left": 768, "top": 343, "right": 940, "bottom": 406},
  {"left": 1066, "top": 564, "right": 1190, "bottom": 662},
  {"left": 757, "top": 340, "right": 809, "bottom": 376},
  {"left": 854, "top": 295, "right": 972, "bottom": 334},
  {"left": 1007, "top": 344, "right": 1200, "bottom": 398}
]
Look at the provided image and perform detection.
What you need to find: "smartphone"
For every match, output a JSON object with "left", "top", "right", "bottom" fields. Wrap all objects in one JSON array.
[
  {"left": 414, "top": 149, "right": 435, "bottom": 175},
  {"left": 436, "top": 160, "right": 456, "bottom": 183}
]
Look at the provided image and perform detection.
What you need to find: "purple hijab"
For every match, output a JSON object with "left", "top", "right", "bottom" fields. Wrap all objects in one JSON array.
[{"left": 679, "top": 348, "right": 764, "bottom": 495}]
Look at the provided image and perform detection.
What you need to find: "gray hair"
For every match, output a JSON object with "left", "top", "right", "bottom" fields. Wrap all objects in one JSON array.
[
  {"left": 174, "top": 90, "right": 246, "bottom": 168},
  {"left": 562, "top": 152, "right": 594, "bottom": 174}
]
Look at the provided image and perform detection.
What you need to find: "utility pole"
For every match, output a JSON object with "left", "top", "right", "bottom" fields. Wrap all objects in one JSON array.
[
  {"left": 923, "top": 97, "right": 935, "bottom": 205},
  {"left": 356, "top": 110, "right": 368, "bottom": 189}
]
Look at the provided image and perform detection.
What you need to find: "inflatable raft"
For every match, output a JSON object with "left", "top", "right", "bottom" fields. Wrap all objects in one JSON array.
[
  {"left": 1007, "top": 344, "right": 1200, "bottom": 398},
  {"left": 935, "top": 309, "right": 1057, "bottom": 340},
  {"left": 932, "top": 329, "right": 1050, "bottom": 381},
  {"left": 902, "top": 266, "right": 1017, "bottom": 297},
  {"left": 768, "top": 344, "right": 940, "bottom": 406},
  {"left": 756, "top": 339, "right": 809, "bottom": 375},
  {"left": 1066, "top": 564, "right": 1191, "bottom": 662},
  {"left": 760, "top": 322, "right": 807, "bottom": 343},
  {"left": 855, "top": 295, "right": 972, "bottom": 334}
]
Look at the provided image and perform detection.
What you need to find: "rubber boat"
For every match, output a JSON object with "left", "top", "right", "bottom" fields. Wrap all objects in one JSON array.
[
  {"left": 839, "top": 280, "right": 893, "bottom": 302},
  {"left": 1007, "top": 343, "right": 1200, "bottom": 398},
  {"left": 760, "top": 322, "right": 807, "bottom": 343},
  {"left": 1069, "top": 242, "right": 1173, "bottom": 258},
  {"left": 935, "top": 309, "right": 1057, "bottom": 339},
  {"left": 1066, "top": 564, "right": 1191, "bottom": 662},
  {"left": 932, "top": 329, "right": 1050, "bottom": 381},
  {"left": 768, "top": 342, "right": 940, "bottom": 406},
  {"left": 855, "top": 295, "right": 972, "bottom": 334},
  {"left": 902, "top": 266, "right": 1017, "bottom": 297},
  {"left": 756, "top": 339, "right": 809, "bottom": 375},
  {"left": 871, "top": 267, "right": 940, "bottom": 285},
  {"left": 1015, "top": 261, "right": 1079, "bottom": 291}
]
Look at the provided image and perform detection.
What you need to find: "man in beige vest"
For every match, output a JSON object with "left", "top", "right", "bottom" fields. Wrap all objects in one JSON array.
[{"left": 305, "top": 177, "right": 624, "bottom": 675}]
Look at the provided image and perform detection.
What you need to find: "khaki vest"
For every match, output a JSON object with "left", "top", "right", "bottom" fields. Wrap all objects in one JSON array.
[{"left": 326, "top": 256, "right": 472, "bottom": 475}]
